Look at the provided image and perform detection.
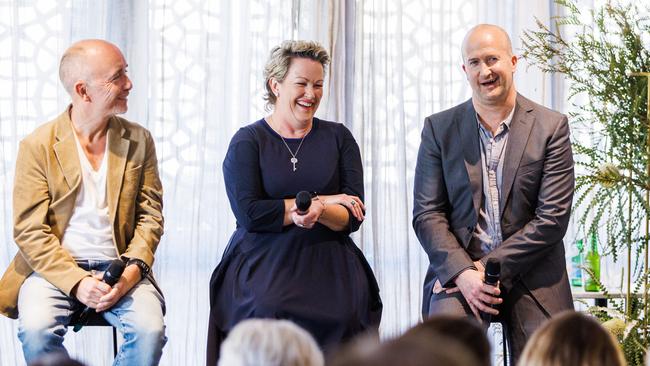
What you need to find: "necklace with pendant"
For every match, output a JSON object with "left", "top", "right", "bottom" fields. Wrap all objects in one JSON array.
[
  {"left": 280, "top": 136, "right": 305, "bottom": 171},
  {"left": 269, "top": 115, "right": 309, "bottom": 172}
]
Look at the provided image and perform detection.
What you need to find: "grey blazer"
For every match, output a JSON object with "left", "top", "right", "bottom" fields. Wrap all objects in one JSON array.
[{"left": 413, "top": 93, "right": 574, "bottom": 317}]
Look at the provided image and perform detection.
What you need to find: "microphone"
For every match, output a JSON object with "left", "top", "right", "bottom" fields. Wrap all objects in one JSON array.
[
  {"left": 295, "top": 191, "right": 312, "bottom": 215},
  {"left": 73, "top": 259, "right": 126, "bottom": 332},
  {"left": 481, "top": 258, "right": 501, "bottom": 323}
]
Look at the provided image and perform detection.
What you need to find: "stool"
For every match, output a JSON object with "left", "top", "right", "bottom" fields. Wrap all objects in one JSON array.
[{"left": 69, "top": 312, "right": 118, "bottom": 357}]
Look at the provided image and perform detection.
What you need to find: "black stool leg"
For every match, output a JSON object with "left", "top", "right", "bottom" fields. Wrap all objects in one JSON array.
[
  {"left": 112, "top": 327, "right": 118, "bottom": 356},
  {"left": 501, "top": 322, "right": 509, "bottom": 366},
  {"left": 503, "top": 331, "right": 508, "bottom": 366}
]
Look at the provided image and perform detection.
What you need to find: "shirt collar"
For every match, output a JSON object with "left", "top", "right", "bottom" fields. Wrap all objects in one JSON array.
[{"left": 476, "top": 106, "right": 516, "bottom": 137}]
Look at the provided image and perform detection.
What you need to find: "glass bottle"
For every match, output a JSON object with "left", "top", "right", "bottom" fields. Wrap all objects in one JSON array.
[
  {"left": 570, "top": 238, "right": 584, "bottom": 287},
  {"left": 584, "top": 231, "right": 601, "bottom": 292}
]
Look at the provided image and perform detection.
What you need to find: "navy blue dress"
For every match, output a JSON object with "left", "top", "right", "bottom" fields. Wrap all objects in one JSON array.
[{"left": 207, "top": 118, "right": 382, "bottom": 365}]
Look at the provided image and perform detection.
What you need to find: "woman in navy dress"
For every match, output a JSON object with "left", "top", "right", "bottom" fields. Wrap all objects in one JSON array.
[{"left": 206, "top": 41, "right": 382, "bottom": 365}]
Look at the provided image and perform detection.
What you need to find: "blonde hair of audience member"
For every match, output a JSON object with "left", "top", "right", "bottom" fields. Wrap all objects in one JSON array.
[
  {"left": 262, "top": 40, "right": 330, "bottom": 110},
  {"left": 219, "top": 319, "right": 324, "bottom": 366},
  {"left": 518, "top": 311, "right": 625, "bottom": 366}
]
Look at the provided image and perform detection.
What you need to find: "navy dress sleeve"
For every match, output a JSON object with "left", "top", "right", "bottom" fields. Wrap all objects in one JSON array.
[
  {"left": 337, "top": 124, "right": 365, "bottom": 233},
  {"left": 222, "top": 127, "right": 285, "bottom": 232}
]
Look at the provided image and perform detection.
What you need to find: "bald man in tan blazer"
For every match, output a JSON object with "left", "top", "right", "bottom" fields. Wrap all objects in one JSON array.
[{"left": 0, "top": 40, "right": 166, "bottom": 365}]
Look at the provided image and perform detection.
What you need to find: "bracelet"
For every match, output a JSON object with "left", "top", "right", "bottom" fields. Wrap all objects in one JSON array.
[{"left": 312, "top": 194, "right": 326, "bottom": 221}]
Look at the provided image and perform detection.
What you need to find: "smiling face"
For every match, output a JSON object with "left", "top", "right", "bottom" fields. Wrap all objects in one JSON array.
[
  {"left": 64, "top": 40, "right": 132, "bottom": 118},
  {"left": 270, "top": 57, "right": 324, "bottom": 125},
  {"left": 84, "top": 43, "right": 132, "bottom": 116},
  {"left": 462, "top": 25, "right": 517, "bottom": 108}
]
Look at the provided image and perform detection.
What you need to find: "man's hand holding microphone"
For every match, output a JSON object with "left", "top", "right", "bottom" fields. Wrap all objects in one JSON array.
[{"left": 445, "top": 258, "right": 502, "bottom": 323}]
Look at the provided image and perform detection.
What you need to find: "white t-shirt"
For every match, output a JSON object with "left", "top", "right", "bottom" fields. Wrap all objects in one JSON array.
[{"left": 61, "top": 132, "right": 118, "bottom": 260}]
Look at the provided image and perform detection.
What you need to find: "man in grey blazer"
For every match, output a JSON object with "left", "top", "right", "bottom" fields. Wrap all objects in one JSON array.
[{"left": 413, "top": 24, "right": 574, "bottom": 363}]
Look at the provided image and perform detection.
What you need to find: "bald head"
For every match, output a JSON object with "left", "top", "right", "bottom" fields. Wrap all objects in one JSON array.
[
  {"left": 461, "top": 24, "right": 513, "bottom": 61},
  {"left": 460, "top": 24, "right": 518, "bottom": 108},
  {"left": 58, "top": 39, "right": 123, "bottom": 96}
]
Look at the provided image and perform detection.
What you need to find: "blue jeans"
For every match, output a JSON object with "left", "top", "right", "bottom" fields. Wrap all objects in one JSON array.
[{"left": 17, "top": 260, "right": 167, "bottom": 365}]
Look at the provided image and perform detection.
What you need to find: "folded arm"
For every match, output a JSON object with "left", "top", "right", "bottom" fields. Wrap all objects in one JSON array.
[{"left": 223, "top": 132, "right": 286, "bottom": 232}]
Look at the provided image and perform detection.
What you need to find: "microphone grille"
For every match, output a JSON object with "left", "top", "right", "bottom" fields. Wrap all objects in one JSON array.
[
  {"left": 296, "top": 191, "right": 312, "bottom": 211},
  {"left": 104, "top": 259, "right": 126, "bottom": 285},
  {"left": 485, "top": 258, "right": 500, "bottom": 275}
]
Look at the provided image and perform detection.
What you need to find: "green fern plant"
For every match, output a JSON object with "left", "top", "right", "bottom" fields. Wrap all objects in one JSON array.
[{"left": 522, "top": 0, "right": 650, "bottom": 364}]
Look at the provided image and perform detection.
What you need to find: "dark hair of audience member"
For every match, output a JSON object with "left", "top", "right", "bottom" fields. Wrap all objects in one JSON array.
[
  {"left": 328, "top": 330, "right": 479, "bottom": 366},
  {"left": 403, "top": 315, "right": 491, "bottom": 366},
  {"left": 517, "top": 311, "right": 626, "bottom": 366}
]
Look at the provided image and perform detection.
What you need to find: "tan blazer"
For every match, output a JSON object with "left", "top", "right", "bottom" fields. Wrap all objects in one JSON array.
[{"left": 0, "top": 107, "right": 164, "bottom": 319}]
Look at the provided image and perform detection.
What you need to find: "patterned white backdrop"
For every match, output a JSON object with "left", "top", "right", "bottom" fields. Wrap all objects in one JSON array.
[{"left": 0, "top": 1, "right": 598, "bottom": 365}]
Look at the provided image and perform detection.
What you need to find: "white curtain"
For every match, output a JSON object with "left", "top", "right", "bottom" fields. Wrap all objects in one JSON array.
[
  {"left": 351, "top": 0, "right": 556, "bottom": 338},
  {"left": 0, "top": 1, "right": 325, "bottom": 364},
  {"left": 0, "top": 1, "right": 567, "bottom": 365}
]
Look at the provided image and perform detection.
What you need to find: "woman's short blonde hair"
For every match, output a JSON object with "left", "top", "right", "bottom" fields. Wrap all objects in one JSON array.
[
  {"left": 263, "top": 40, "right": 330, "bottom": 109},
  {"left": 219, "top": 319, "right": 324, "bottom": 366},
  {"left": 518, "top": 311, "right": 626, "bottom": 366}
]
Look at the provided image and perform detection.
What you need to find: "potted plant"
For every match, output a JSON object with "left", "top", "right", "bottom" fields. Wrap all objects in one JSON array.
[{"left": 522, "top": 0, "right": 650, "bottom": 364}]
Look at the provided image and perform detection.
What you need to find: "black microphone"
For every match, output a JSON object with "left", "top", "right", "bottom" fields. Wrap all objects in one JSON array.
[
  {"left": 481, "top": 258, "right": 501, "bottom": 323},
  {"left": 296, "top": 191, "right": 312, "bottom": 215},
  {"left": 73, "top": 259, "right": 126, "bottom": 332}
]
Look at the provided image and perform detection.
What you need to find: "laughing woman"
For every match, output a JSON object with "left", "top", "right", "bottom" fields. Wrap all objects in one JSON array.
[{"left": 206, "top": 40, "right": 382, "bottom": 365}]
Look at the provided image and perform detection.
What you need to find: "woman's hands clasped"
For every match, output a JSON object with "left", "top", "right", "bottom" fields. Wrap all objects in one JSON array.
[
  {"left": 290, "top": 198, "right": 324, "bottom": 229},
  {"left": 320, "top": 194, "right": 365, "bottom": 221},
  {"left": 290, "top": 193, "right": 365, "bottom": 229}
]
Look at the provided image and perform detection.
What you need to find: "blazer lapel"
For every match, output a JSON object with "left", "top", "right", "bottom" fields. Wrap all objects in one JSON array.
[
  {"left": 458, "top": 100, "right": 482, "bottom": 217},
  {"left": 500, "top": 95, "right": 535, "bottom": 216},
  {"left": 53, "top": 108, "right": 81, "bottom": 190},
  {"left": 106, "top": 117, "right": 129, "bottom": 224}
]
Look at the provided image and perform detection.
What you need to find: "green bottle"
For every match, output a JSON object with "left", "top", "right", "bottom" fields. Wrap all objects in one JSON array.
[
  {"left": 584, "top": 231, "right": 601, "bottom": 292},
  {"left": 570, "top": 239, "right": 584, "bottom": 287}
]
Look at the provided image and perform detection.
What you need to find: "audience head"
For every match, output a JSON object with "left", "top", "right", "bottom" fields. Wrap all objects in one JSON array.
[
  {"left": 263, "top": 40, "right": 330, "bottom": 109},
  {"left": 404, "top": 315, "right": 490, "bottom": 366},
  {"left": 219, "top": 318, "right": 324, "bottom": 366},
  {"left": 329, "top": 327, "right": 479, "bottom": 366},
  {"left": 518, "top": 311, "right": 625, "bottom": 366}
]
